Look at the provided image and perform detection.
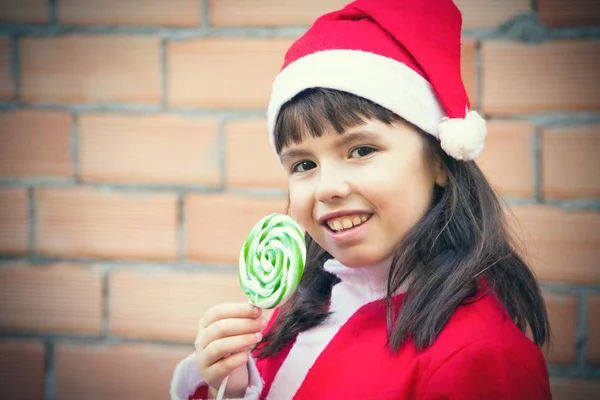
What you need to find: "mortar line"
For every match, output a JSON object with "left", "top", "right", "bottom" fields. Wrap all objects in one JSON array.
[
  {"left": 27, "top": 187, "right": 36, "bottom": 258},
  {"left": 44, "top": 341, "right": 55, "bottom": 400},
  {"left": 532, "top": 126, "right": 543, "bottom": 203},
  {"left": 577, "top": 291, "right": 589, "bottom": 372},
  {"left": 48, "top": 0, "right": 58, "bottom": 25}
]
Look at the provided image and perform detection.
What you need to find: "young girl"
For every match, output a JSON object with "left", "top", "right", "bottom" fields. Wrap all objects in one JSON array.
[{"left": 171, "top": 0, "right": 552, "bottom": 399}]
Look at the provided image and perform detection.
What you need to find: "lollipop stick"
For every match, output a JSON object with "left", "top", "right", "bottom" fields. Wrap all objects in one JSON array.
[{"left": 215, "top": 375, "right": 229, "bottom": 400}]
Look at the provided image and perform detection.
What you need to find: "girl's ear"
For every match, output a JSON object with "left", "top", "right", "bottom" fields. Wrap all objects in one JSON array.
[{"left": 432, "top": 155, "right": 448, "bottom": 188}]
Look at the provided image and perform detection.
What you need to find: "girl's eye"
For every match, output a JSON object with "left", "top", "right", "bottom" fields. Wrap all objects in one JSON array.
[
  {"left": 291, "top": 161, "right": 316, "bottom": 173},
  {"left": 350, "top": 146, "right": 376, "bottom": 158}
]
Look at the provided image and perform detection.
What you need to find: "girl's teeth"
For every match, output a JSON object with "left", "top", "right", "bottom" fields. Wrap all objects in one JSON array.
[{"left": 327, "top": 214, "right": 370, "bottom": 232}]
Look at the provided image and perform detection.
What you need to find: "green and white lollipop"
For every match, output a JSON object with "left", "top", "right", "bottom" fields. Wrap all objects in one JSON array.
[
  {"left": 238, "top": 213, "right": 306, "bottom": 309},
  {"left": 217, "top": 213, "right": 306, "bottom": 400}
]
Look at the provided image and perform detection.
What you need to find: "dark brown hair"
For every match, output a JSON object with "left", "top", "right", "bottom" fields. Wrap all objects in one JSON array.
[{"left": 255, "top": 88, "right": 549, "bottom": 358}]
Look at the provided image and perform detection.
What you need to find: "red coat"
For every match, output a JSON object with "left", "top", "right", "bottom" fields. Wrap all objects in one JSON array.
[{"left": 175, "top": 261, "right": 551, "bottom": 400}]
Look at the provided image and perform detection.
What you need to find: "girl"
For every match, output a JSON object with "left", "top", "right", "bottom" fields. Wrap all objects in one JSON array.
[{"left": 171, "top": 0, "right": 552, "bottom": 399}]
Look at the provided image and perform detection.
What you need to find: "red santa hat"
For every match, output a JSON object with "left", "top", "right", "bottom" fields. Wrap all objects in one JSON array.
[{"left": 267, "top": 0, "right": 487, "bottom": 161}]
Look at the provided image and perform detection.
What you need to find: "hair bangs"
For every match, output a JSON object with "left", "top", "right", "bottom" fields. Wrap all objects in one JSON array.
[{"left": 273, "top": 88, "right": 404, "bottom": 154}]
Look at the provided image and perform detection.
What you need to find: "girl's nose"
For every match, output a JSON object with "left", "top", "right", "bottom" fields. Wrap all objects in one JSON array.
[{"left": 314, "top": 167, "right": 351, "bottom": 203}]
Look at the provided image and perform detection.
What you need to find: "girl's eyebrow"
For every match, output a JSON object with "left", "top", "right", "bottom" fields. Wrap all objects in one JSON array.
[
  {"left": 280, "top": 148, "right": 312, "bottom": 163},
  {"left": 337, "top": 131, "right": 379, "bottom": 146}
]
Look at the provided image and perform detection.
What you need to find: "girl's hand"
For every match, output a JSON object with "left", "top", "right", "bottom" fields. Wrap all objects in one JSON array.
[{"left": 195, "top": 302, "right": 266, "bottom": 398}]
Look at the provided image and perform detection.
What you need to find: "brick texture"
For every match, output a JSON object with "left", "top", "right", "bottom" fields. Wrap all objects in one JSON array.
[
  {"left": 0, "top": 188, "right": 28, "bottom": 255},
  {"left": 476, "top": 121, "right": 535, "bottom": 197},
  {"left": 0, "top": 37, "right": 13, "bottom": 100},
  {"left": 461, "top": 39, "right": 477, "bottom": 105},
  {"left": 21, "top": 35, "right": 161, "bottom": 104},
  {"left": 482, "top": 40, "right": 600, "bottom": 114},
  {"left": 58, "top": 0, "right": 201, "bottom": 26},
  {"left": 541, "top": 125, "right": 600, "bottom": 199},
  {"left": 225, "top": 118, "right": 286, "bottom": 189},
  {"left": 167, "top": 38, "right": 293, "bottom": 109},
  {"left": 587, "top": 295, "right": 600, "bottom": 364},
  {"left": 55, "top": 343, "right": 190, "bottom": 400},
  {"left": 0, "top": 110, "right": 72, "bottom": 179},
  {"left": 454, "top": 0, "right": 531, "bottom": 28},
  {"left": 551, "top": 378, "right": 600, "bottom": 400},
  {"left": 110, "top": 269, "right": 247, "bottom": 341},
  {"left": 543, "top": 293, "right": 578, "bottom": 364},
  {"left": 538, "top": 0, "right": 600, "bottom": 28},
  {"left": 186, "top": 194, "right": 287, "bottom": 263},
  {"left": 0, "top": 264, "right": 103, "bottom": 334},
  {"left": 79, "top": 114, "right": 220, "bottom": 185},
  {"left": 0, "top": 0, "right": 48, "bottom": 24},
  {"left": 508, "top": 205, "right": 600, "bottom": 285},
  {"left": 0, "top": 340, "right": 45, "bottom": 400},
  {"left": 35, "top": 187, "right": 178, "bottom": 260},
  {"left": 208, "top": 0, "right": 348, "bottom": 26}
]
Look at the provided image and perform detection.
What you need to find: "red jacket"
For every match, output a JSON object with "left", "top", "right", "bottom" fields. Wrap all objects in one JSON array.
[{"left": 189, "top": 288, "right": 551, "bottom": 399}]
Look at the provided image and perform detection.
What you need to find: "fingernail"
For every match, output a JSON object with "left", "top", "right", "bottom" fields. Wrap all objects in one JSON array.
[
  {"left": 255, "top": 332, "right": 263, "bottom": 341},
  {"left": 252, "top": 306, "right": 260, "bottom": 314},
  {"left": 261, "top": 318, "right": 267, "bottom": 327}
]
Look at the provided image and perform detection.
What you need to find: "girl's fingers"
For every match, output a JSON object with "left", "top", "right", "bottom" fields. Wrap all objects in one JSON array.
[
  {"left": 197, "top": 317, "right": 266, "bottom": 350},
  {"left": 199, "top": 303, "right": 261, "bottom": 330},
  {"left": 203, "top": 351, "right": 249, "bottom": 385},
  {"left": 200, "top": 332, "right": 263, "bottom": 367}
]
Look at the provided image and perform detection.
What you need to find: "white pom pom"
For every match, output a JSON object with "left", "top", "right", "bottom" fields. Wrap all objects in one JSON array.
[{"left": 438, "top": 111, "right": 487, "bottom": 161}]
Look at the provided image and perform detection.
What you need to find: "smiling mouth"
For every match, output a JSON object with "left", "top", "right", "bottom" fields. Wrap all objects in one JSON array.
[{"left": 325, "top": 214, "right": 372, "bottom": 232}]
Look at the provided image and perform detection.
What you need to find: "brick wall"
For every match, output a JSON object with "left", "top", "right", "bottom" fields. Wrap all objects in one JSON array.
[{"left": 0, "top": 0, "right": 599, "bottom": 399}]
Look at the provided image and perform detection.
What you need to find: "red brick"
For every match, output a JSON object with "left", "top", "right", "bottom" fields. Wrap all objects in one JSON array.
[
  {"left": 0, "top": 110, "right": 72, "bottom": 179},
  {"left": 21, "top": 35, "right": 161, "bottom": 104},
  {"left": 79, "top": 113, "right": 220, "bottom": 185},
  {"left": 507, "top": 205, "right": 600, "bottom": 284},
  {"left": 461, "top": 39, "right": 477, "bottom": 105},
  {"left": 186, "top": 194, "right": 287, "bottom": 263},
  {"left": 0, "top": 264, "right": 103, "bottom": 334},
  {"left": 0, "top": 340, "right": 45, "bottom": 400},
  {"left": 587, "top": 295, "right": 600, "bottom": 364},
  {"left": 35, "top": 187, "right": 178, "bottom": 260},
  {"left": 167, "top": 38, "right": 293, "bottom": 109},
  {"left": 209, "top": 0, "right": 530, "bottom": 29},
  {"left": 476, "top": 121, "right": 535, "bottom": 197},
  {"left": 538, "top": 0, "right": 600, "bottom": 28},
  {"left": 0, "top": 0, "right": 48, "bottom": 23},
  {"left": 543, "top": 293, "right": 578, "bottom": 364},
  {"left": 482, "top": 40, "right": 600, "bottom": 114},
  {"left": 110, "top": 269, "right": 247, "bottom": 341},
  {"left": 209, "top": 0, "right": 350, "bottom": 26},
  {"left": 55, "top": 343, "right": 190, "bottom": 400},
  {"left": 58, "top": 0, "right": 200, "bottom": 26},
  {"left": 455, "top": 0, "right": 531, "bottom": 28},
  {"left": 0, "top": 37, "right": 13, "bottom": 100},
  {"left": 551, "top": 378, "right": 600, "bottom": 400},
  {"left": 541, "top": 125, "right": 600, "bottom": 199},
  {"left": 225, "top": 118, "right": 286, "bottom": 189},
  {"left": 0, "top": 188, "right": 28, "bottom": 255}
]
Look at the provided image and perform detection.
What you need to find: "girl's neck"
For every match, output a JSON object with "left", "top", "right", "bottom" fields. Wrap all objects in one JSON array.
[{"left": 323, "top": 256, "right": 399, "bottom": 296}]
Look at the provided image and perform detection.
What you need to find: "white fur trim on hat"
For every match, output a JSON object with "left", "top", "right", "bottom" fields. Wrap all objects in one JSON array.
[{"left": 267, "top": 50, "right": 445, "bottom": 143}]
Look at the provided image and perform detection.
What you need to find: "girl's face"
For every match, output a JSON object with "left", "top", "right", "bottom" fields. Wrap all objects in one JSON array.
[{"left": 280, "top": 119, "right": 446, "bottom": 268}]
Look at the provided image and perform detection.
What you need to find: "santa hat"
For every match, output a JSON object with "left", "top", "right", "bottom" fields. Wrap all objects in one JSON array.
[{"left": 267, "top": 0, "right": 487, "bottom": 161}]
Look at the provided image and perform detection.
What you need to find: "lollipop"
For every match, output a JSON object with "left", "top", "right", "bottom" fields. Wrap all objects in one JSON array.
[
  {"left": 238, "top": 213, "right": 306, "bottom": 309},
  {"left": 216, "top": 213, "right": 305, "bottom": 400}
]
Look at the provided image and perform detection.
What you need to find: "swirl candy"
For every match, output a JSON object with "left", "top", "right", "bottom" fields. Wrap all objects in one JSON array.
[{"left": 239, "top": 213, "right": 306, "bottom": 309}]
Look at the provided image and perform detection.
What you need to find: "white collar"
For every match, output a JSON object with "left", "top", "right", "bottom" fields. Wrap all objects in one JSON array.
[{"left": 322, "top": 257, "right": 393, "bottom": 297}]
